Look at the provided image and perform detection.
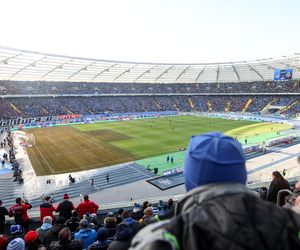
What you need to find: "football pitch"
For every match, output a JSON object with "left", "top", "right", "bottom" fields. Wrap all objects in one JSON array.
[{"left": 25, "top": 115, "right": 292, "bottom": 176}]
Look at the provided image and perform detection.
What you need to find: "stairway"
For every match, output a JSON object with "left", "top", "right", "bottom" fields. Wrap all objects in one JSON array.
[
  {"left": 188, "top": 98, "right": 195, "bottom": 109},
  {"left": 173, "top": 103, "right": 180, "bottom": 111},
  {"left": 279, "top": 100, "right": 299, "bottom": 114},
  {"left": 242, "top": 97, "right": 253, "bottom": 113},
  {"left": 9, "top": 102, "right": 22, "bottom": 115},
  {"left": 42, "top": 106, "right": 50, "bottom": 115},
  {"left": 154, "top": 99, "right": 161, "bottom": 109},
  {"left": 207, "top": 101, "right": 212, "bottom": 112},
  {"left": 63, "top": 105, "right": 74, "bottom": 115},
  {"left": 261, "top": 97, "right": 278, "bottom": 112},
  {"left": 224, "top": 101, "right": 231, "bottom": 112}
]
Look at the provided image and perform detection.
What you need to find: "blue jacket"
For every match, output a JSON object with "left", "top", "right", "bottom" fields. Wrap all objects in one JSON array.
[{"left": 74, "top": 228, "right": 97, "bottom": 249}]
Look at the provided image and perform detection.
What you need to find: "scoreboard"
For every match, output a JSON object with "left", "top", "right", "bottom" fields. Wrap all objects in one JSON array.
[{"left": 274, "top": 68, "right": 293, "bottom": 80}]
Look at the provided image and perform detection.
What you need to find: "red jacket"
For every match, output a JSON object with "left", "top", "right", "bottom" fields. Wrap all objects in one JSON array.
[
  {"left": 9, "top": 202, "right": 32, "bottom": 222},
  {"left": 76, "top": 200, "right": 99, "bottom": 218},
  {"left": 40, "top": 202, "right": 56, "bottom": 223}
]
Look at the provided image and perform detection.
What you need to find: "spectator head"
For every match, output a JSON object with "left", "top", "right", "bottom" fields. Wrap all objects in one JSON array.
[
  {"left": 132, "top": 204, "right": 141, "bottom": 213},
  {"left": 0, "top": 200, "right": 2, "bottom": 206},
  {"left": 72, "top": 211, "right": 79, "bottom": 217},
  {"left": 55, "top": 217, "right": 66, "bottom": 225},
  {"left": 43, "top": 216, "right": 52, "bottom": 225},
  {"left": 272, "top": 171, "right": 285, "bottom": 181},
  {"left": 184, "top": 132, "right": 247, "bottom": 191},
  {"left": 0, "top": 235, "right": 7, "bottom": 249},
  {"left": 15, "top": 197, "right": 22, "bottom": 204},
  {"left": 44, "top": 196, "right": 51, "bottom": 202},
  {"left": 83, "top": 195, "right": 89, "bottom": 201},
  {"left": 104, "top": 216, "right": 117, "bottom": 227},
  {"left": 121, "top": 211, "right": 130, "bottom": 220},
  {"left": 10, "top": 224, "right": 22, "bottom": 235},
  {"left": 63, "top": 193, "right": 69, "bottom": 200},
  {"left": 118, "top": 208, "right": 124, "bottom": 216},
  {"left": 114, "top": 223, "right": 133, "bottom": 241},
  {"left": 7, "top": 238, "right": 25, "bottom": 250},
  {"left": 24, "top": 230, "right": 38, "bottom": 245},
  {"left": 152, "top": 207, "right": 159, "bottom": 215},
  {"left": 144, "top": 207, "right": 153, "bottom": 216},
  {"left": 142, "top": 201, "right": 148, "bottom": 209},
  {"left": 79, "top": 219, "right": 89, "bottom": 229},
  {"left": 58, "top": 228, "right": 71, "bottom": 245},
  {"left": 107, "top": 212, "right": 114, "bottom": 217},
  {"left": 96, "top": 227, "right": 108, "bottom": 242}
]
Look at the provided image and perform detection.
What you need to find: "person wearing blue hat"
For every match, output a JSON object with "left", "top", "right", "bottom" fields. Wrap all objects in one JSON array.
[
  {"left": 184, "top": 132, "right": 247, "bottom": 191},
  {"left": 7, "top": 238, "right": 25, "bottom": 250},
  {"left": 130, "top": 132, "right": 300, "bottom": 250}
]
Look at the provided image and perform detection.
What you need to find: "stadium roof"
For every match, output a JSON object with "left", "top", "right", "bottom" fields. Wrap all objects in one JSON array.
[{"left": 0, "top": 46, "right": 299, "bottom": 83}]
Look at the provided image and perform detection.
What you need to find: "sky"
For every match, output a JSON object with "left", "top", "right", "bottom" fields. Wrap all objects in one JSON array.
[{"left": 0, "top": 0, "right": 299, "bottom": 63}]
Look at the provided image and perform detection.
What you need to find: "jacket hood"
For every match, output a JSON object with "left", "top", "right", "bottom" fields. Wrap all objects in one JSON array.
[
  {"left": 78, "top": 228, "right": 93, "bottom": 238},
  {"left": 41, "top": 223, "right": 52, "bottom": 231},
  {"left": 174, "top": 182, "right": 256, "bottom": 215}
]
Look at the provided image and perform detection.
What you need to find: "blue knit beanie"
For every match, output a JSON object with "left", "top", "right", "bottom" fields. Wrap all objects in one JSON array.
[{"left": 184, "top": 132, "right": 247, "bottom": 191}]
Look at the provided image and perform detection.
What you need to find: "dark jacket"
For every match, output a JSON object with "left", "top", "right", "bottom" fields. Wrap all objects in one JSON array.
[
  {"left": 44, "top": 224, "right": 66, "bottom": 247},
  {"left": 56, "top": 200, "right": 75, "bottom": 220},
  {"left": 267, "top": 179, "right": 291, "bottom": 206},
  {"left": 66, "top": 216, "right": 81, "bottom": 232},
  {"left": 88, "top": 240, "right": 112, "bottom": 250},
  {"left": 108, "top": 223, "right": 133, "bottom": 250},
  {"left": 0, "top": 206, "right": 8, "bottom": 223},
  {"left": 47, "top": 239, "right": 82, "bottom": 250},
  {"left": 130, "top": 183, "right": 300, "bottom": 250}
]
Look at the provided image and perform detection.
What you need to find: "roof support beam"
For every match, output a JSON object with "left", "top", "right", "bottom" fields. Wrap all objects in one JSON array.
[
  {"left": 10, "top": 57, "right": 46, "bottom": 79},
  {"left": 175, "top": 66, "right": 190, "bottom": 81},
  {"left": 232, "top": 65, "right": 240, "bottom": 81},
  {"left": 247, "top": 65, "right": 264, "bottom": 80},
  {"left": 67, "top": 62, "right": 96, "bottom": 80},
  {"left": 114, "top": 65, "right": 136, "bottom": 81},
  {"left": 155, "top": 66, "right": 173, "bottom": 82},
  {"left": 91, "top": 64, "right": 117, "bottom": 81},
  {"left": 134, "top": 66, "right": 155, "bottom": 82},
  {"left": 1, "top": 54, "right": 22, "bottom": 64},
  {"left": 195, "top": 67, "right": 206, "bottom": 83},
  {"left": 39, "top": 60, "right": 71, "bottom": 80},
  {"left": 216, "top": 66, "right": 220, "bottom": 82}
]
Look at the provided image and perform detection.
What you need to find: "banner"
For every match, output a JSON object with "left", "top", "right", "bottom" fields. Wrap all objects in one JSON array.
[{"left": 274, "top": 68, "right": 293, "bottom": 80}]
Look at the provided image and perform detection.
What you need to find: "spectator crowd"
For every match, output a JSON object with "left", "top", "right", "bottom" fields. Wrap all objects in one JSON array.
[{"left": 0, "top": 133, "right": 300, "bottom": 249}]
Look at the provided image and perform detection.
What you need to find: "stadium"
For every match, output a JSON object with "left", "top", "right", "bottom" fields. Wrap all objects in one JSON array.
[{"left": 1, "top": 1, "right": 300, "bottom": 249}]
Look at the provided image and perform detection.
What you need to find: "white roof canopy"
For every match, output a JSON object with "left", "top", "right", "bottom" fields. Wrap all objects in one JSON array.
[{"left": 0, "top": 46, "right": 299, "bottom": 83}]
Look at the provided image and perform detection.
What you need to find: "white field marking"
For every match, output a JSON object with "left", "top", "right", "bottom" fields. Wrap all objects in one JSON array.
[
  {"left": 46, "top": 136, "right": 57, "bottom": 147},
  {"left": 129, "top": 164, "right": 151, "bottom": 178},
  {"left": 68, "top": 128, "right": 105, "bottom": 149},
  {"left": 34, "top": 143, "right": 54, "bottom": 174}
]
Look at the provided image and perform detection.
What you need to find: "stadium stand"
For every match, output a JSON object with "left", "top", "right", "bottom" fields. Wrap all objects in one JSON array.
[{"left": 1, "top": 47, "right": 300, "bottom": 249}]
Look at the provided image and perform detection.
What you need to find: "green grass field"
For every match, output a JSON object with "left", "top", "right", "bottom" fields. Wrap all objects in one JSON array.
[{"left": 25, "top": 115, "right": 292, "bottom": 175}]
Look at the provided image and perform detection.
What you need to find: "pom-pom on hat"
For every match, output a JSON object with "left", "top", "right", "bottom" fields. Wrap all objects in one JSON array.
[{"left": 184, "top": 132, "right": 247, "bottom": 191}]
